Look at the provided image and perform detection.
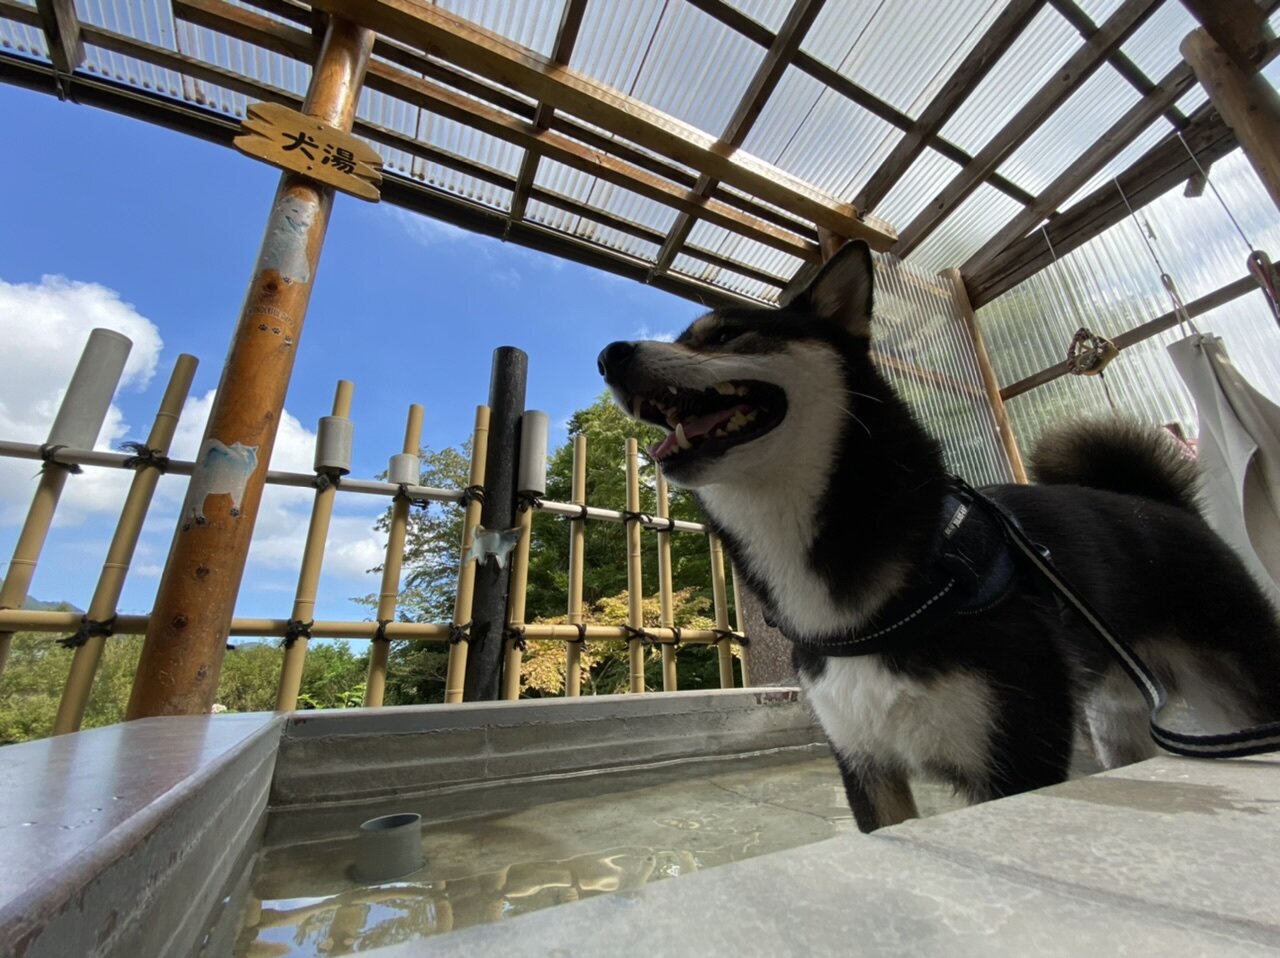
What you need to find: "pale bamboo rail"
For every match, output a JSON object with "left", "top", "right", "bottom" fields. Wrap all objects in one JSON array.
[{"left": 0, "top": 375, "right": 747, "bottom": 724}]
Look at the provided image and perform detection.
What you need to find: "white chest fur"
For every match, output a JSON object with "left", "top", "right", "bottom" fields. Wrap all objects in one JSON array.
[{"left": 802, "top": 656, "right": 994, "bottom": 779}]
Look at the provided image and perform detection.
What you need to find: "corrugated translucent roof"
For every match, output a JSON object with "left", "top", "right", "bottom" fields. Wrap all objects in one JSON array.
[{"left": 0, "top": 0, "right": 1266, "bottom": 309}]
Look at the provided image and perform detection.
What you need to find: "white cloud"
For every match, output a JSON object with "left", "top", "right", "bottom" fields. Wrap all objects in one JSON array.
[
  {"left": 0, "top": 276, "right": 164, "bottom": 525},
  {"left": 632, "top": 324, "right": 676, "bottom": 343}
]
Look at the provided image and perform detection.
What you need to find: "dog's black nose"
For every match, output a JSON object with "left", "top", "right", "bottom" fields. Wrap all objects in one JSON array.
[{"left": 597, "top": 341, "right": 637, "bottom": 380}]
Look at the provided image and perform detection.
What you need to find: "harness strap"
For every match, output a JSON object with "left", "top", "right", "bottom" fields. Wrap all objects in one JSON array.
[{"left": 956, "top": 477, "right": 1280, "bottom": 759}]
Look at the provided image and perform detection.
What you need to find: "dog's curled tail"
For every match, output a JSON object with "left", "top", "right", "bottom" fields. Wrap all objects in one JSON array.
[{"left": 1028, "top": 418, "right": 1200, "bottom": 513}]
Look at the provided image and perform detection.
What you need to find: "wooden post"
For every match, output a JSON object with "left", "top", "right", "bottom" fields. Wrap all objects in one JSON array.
[
  {"left": 1182, "top": 28, "right": 1280, "bottom": 213},
  {"left": 443, "top": 405, "right": 491, "bottom": 704},
  {"left": 709, "top": 533, "right": 734, "bottom": 689},
  {"left": 53, "top": 355, "right": 199, "bottom": 734},
  {"left": 363, "top": 404, "right": 423, "bottom": 708},
  {"left": 942, "top": 268, "right": 1028, "bottom": 483},
  {"left": 655, "top": 468, "right": 677, "bottom": 692},
  {"left": 564, "top": 435, "right": 587, "bottom": 697},
  {"left": 624, "top": 438, "right": 645, "bottom": 693},
  {"left": 275, "top": 380, "right": 354, "bottom": 711},
  {"left": 126, "top": 18, "right": 375, "bottom": 719},
  {"left": 499, "top": 502, "right": 534, "bottom": 701}
]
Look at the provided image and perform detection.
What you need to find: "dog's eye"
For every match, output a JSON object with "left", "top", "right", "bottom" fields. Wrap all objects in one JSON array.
[{"left": 712, "top": 328, "right": 742, "bottom": 346}]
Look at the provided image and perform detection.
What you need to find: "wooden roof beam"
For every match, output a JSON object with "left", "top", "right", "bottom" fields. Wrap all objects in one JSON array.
[
  {"left": 507, "top": 0, "right": 588, "bottom": 230},
  {"left": 966, "top": 102, "right": 1238, "bottom": 307},
  {"left": 34, "top": 0, "right": 83, "bottom": 74},
  {"left": 853, "top": 0, "right": 1047, "bottom": 215},
  {"left": 1179, "top": 0, "right": 1273, "bottom": 67},
  {"left": 307, "top": 0, "right": 895, "bottom": 249},
  {"left": 684, "top": 0, "right": 1038, "bottom": 211},
  {"left": 894, "top": 0, "right": 1162, "bottom": 258},
  {"left": 1049, "top": 0, "right": 1188, "bottom": 129},
  {"left": 651, "top": 0, "right": 827, "bottom": 279}
]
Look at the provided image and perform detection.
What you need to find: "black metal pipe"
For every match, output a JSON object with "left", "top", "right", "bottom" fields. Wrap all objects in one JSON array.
[{"left": 464, "top": 346, "right": 528, "bottom": 701}]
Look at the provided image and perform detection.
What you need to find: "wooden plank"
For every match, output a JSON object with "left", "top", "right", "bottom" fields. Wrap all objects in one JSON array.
[
  {"left": 652, "top": 0, "right": 827, "bottom": 275},
  {"left": 999, "top": 272, "right": 1264, "bottom": 400},
  {"left": 307, "top": 0, "right": 895, "bottom": 248},
  {"left": 853, "top": 0, "right": 1047, "bottom": 214},
  {"left": 234, "top": 100, "right": 382, "bottom": 199},
  {"left": 969, "top": 104, "right": 1239, "bottom": 306},
  {"left": 508, "top": 0, "right": 587, "bottom": 227},
  {"left": 34, "top": 0, "right": 83, "bottom": 73},
  {"left": 894, "top": 0, "right": 1162, "bottom": 257}
]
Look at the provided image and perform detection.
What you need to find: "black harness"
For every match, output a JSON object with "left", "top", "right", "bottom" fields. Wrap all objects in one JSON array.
[{"left": 784, "top": 476, "right": 1280, "bottom": 760}]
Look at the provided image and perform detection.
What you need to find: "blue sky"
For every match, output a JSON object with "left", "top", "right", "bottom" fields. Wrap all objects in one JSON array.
[{"left": 0, "top": 81, "right": 696, "bottom": 621}]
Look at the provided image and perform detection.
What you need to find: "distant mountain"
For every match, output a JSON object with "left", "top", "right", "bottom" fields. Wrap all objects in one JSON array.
[{"left": 21, "top": 596, "right": 83, "bottom": 613}]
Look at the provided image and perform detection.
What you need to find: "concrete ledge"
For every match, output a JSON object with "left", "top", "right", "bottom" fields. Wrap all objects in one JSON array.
[
  {"left": 271, "top": 688, "right": 822, "bottom": 810},
  {"left": 0, "top": 713, "right": 283, "bottom": 958}
]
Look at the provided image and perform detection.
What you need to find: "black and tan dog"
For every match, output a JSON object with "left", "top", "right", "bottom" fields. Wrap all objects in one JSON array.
[{"left": 599, "top": 240, "right": 1280, "bottom": 833}]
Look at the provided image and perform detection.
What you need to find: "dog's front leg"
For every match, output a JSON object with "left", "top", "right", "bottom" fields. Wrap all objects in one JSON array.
[{"left": 835, "top": 752, "right": 918, "bottom": 833}]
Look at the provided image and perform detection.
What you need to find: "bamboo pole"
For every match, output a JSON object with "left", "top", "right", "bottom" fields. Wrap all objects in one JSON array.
[
  {"left": 941, "top": 268, "right": 1027, "bottom": 483},
  {"left": 443, "top": 405, "right": 491, "bottom": 703},
  {"left": 709, "top": 533, "right": 734, "bottom": 689},
  {"left": 624, "top": 438, "right": 645, "bottom": 693},
  {"left": 655, "top": 468, "right": 677, "bottom": 692},
  {"left": 731, "top": 566, "right": 751, "bottom": 687},
  {"left": 1182, "top": 28, "right": 1280, "bottom": 214},
  {"left": 0, "top": 468, "right": 69, "bottom": 678},
  {"left": 127, "top": 17, "right": 375, "bottom": 719},
  {"left": 274, "top": 380, "right": 354, "bottom": 711},
  {"left": 52, "top": 355, "right": 199, "bottom": 734},
  {"left": 364, "top": 404, "right": 423, "bottom": 708},
  {"left": 564, "top": 435, "right": 586, "bottom": 697},
  {"left": 499, "top": 502, "right": 534, "bottom": 700}
]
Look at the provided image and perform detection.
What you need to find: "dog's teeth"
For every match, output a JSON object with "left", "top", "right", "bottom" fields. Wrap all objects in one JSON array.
[
  {"left": 736, "top": 386, "right": 749, "bottom": 396},
  {"left": 675, "top": 423, "right": 692, "bottom": 450},
  {"left": 744, "top": 410, "right": 759, "bottom": 422},
  {"left": 712, "top": 427, "right": 727, "bottom": 437},
  {"left": 632, "top": 398, "right": 644, "bottom": 419},
  {"left": 668, "top": 386, "right": 679, "bottom": 395},
  {"left": 714, "top": 382, "right": 736, "bottom": 396}
]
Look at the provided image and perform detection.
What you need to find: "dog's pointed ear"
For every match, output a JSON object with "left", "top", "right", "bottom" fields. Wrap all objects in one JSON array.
[{"left": 793, "top": 240, "right": 874, "bottom": 337}]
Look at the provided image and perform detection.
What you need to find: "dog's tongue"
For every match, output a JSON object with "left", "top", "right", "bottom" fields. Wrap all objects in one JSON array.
[{"left": 649, "top": 405, "right": 747, "bottom": 459}]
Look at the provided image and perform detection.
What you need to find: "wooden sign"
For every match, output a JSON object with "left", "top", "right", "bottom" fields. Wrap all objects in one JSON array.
[{"left": 234, "top": 102, "right": 383, "bottom": 201}]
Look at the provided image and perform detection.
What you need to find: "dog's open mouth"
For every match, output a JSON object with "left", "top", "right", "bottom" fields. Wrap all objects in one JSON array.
[{"left": 629, "top": 380, "right": 787, "bottom": 466}]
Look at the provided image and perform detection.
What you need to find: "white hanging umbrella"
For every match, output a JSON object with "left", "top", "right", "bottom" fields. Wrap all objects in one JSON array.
[{"left": 1168, "top": 332, "right": 1280, "bottom": 608}]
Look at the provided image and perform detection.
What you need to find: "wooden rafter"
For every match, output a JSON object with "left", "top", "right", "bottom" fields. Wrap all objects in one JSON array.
[
  {"left": 967, "top": 103, "right": 1238, "bottom": 307},
  {"left": 1049, "top": 0, "right": 1187, "bottom": 129},
  {"left": 507, "top": 0, "right": 587, "bottom": 229},
  {"left": 684, "top": 0, "right": 1038, "bottom": 209},
  {"left": 960, "top": 60, "right": 1200, "bottom": 280},
  {"left": 172, "top": 0, "right": 819, "bottom": 259},
  {"left": 650, "top": 0, "right": 827, "bottom": 279},
  {"left": 894, "top": 0, "right": 1162, "bottom": 258},
  {"left": 34, "top": 0, "right": 82, "bottom": 73},
  {"left": 1180, "top": 0, "right": 1272, "bottom": 66},
  {"left": 307, "top": 0, "right": 895, "bottom": 249},
  {"left": 853, "top": 0, "right": 1047, "bottom": 215}
]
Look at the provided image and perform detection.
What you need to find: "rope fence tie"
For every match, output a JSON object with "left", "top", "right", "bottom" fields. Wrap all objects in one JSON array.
[
  {"left": 448, "top": 621, "right": 471, "bottom": 645},
  {"left": 312, "top": 472, "right": 340, "bottom": 493},
  {"left": 505, "top": 625, "right": 527, "bottom": 652},
  {"left": 372, "top": 618, "right": 392, "bottom": 643},
  {"left": 39, "top": 444, "right": 82, "bottom": 475},
  {"left": 459, "top": 485, "right": 487, "bottom": 508},
  {"left": 560, "top": 503, "right": 589, "bottom": 521},
  {"left": 281, "top": 618, "right": 314, "bottom": 650},
  {"left": 566, "top": 622, "right": 588, "bottom": 646},
  {"left": 58, "top": 615, "right": 116, "bottom": 649},
  {"left": 622, "top": 623, "right": 656, "bottom": 646},
  {"left": 120, "top": 441, "right": 171, "bottom": 473},
  {"left": 516, "top": 491, "right": 543, "bottom": 513}
]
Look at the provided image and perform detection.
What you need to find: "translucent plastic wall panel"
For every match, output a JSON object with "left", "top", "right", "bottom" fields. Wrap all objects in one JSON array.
[
  {"left": 596, "top": 188, "right": 681, "bottom": 235},
  {"left": 630, "top": 2, "right": 765, "bottom": 134},
  {"left": 1119, "top": 0, "right": 1197, "bottom": 81},
  {"left": 837, "top": 0, "right": 1006, "bottom": 118},
  {"left": 77, "top": 0, "right": 175, "bottom": 48},
  {"left": 358, "top": 88, "right": 423, "bottom": 179},
  {"left": 671, "top": 254, "right": 774, "bottom": 303},
  {"left": 939, "top": 5, "right": 1078, "bottom": 155},
  {"left": 740, "top": 66, "right": 901, "bottom": 196},
  {"left": 420, "top": 112, "right": 523, "bottom": 211},
  {"left": 907, "top": 183, "right": 1026, "bottom": 275},
  {"left": 572, "top": 220, "right": 662, "bottom": 262},
  {"left": 998, "top": 64, "right": 1139, "bottom": 195},
  {"left": 797, "top": 1, "right": 880, "bottom": 76},
  {"left": 175, "top": 19, "right": 310, "bottom": 103},
  {"left": 441, "top": 0, "right": 566, "bottom": 58},
  {"left": 1075, "top": 0, "right": 1126, "bottom": 21},
  {"left": 978, "top": 149, "right": 1280, "bottom": 454},
  {"left": 872, "top": 147, "right": 962, "bottom": 229},
  {"left": 570, "top": 0, "right": 666, "bottom": 92},
  {"left": 873, "top": 256, "right": 1015, "bottom": 486}
]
